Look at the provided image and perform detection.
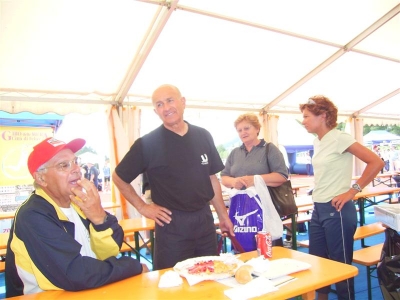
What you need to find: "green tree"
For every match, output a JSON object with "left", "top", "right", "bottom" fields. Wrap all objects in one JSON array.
[
  {"left": 216, "top": 144, "right": 229, "bottom": 160},
  {"left": 337, "top": 122, "right": 346, "bottom": 131},
  {"left": 388, "top": 125, "right": 400, "bottom": 136},
  {"left": 76, "top": 146, "right": 97, "bottom": 156},
  {"left": 364, "top": 124, "right": 400, "bottom": 136}
]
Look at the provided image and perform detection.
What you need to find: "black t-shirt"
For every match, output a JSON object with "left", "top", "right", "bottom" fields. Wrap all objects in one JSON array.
[{"left": 115, "top": 122, "right": 224, "bottom": 211}]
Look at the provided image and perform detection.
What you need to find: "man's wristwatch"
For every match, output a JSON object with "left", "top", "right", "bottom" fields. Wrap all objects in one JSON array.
[{"left": 351, "top": 183, "right": 362, "bottom": 193}]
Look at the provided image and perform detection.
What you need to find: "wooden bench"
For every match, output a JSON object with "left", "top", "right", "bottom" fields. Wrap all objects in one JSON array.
[
  {"left": 281, "top": 213, "right": 312, "bottom": 250},
  {"left": 282, "top": 213, "right": 312, "bottom": 235},
  {"left": 120, "top": 242, "right": 134, "bottom": 255},
  {"left": 0, "top": 248, "right": 6, "bottom": 273},
  {"left": 120, "top": 235, "right": 152, "bottom": 257},
  {"left": 353, "top": 243, "right": 383, "bottom": 300},
  {"left": 298, "top": 222, "right": 385, "bottom": 248},
  {"left": 120, "top": 241, "right": 152, "bottom": 256},
  {"left": 297, "top": 205, "right": 314, "bottom": 213},
  {"left": 282, "top": 212, "right": 312, "bottom": 250},
  {"left": 282, "top": 212, "right": 312, "bottom": 227}
]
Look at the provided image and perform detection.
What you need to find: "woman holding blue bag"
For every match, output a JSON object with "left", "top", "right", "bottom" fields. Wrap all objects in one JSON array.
[{"left": 221, "top": 113, "right": 288, "bottom": 251}]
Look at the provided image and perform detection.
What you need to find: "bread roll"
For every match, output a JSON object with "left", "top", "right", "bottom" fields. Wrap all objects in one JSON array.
[{"left": 235, "top": 265, "right": 254, "bottom": 284}]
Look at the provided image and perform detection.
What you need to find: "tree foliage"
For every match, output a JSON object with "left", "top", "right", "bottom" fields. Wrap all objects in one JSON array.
[
  {"left": 364, "top": 124, "right": 400, "bottom": 135},
  {"left": 216, "top": 144, "right": 230, "bottom": 160},
  {"left": 76, "top": 146, "right": 97, "bottom": 156},
  {"left": 217, "top": 124, "right": 400, "bottom": 159}
]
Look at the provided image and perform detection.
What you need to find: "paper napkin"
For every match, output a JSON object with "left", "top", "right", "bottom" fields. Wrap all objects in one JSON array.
[
  {"left": 158, "top": 270, "right": 183, "bottom": 288},
  {"left": 244, "top": 256, "right": 271, "bottom": 274},
  {"left": 223, "top": 277, "right": 278, "bottom": 300}
]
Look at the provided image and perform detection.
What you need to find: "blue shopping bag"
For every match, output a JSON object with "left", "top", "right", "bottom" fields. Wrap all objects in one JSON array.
[{"left": 228, "top": 192, "right": 263, "bottom": 252}]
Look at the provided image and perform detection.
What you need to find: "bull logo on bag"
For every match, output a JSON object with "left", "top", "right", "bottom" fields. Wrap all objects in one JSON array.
[
  {"left": 229, "top": 193, "right": 264, "bottom": 252},
  {"left": 233, "top": 210, "right": 258, "bottom": 233}
]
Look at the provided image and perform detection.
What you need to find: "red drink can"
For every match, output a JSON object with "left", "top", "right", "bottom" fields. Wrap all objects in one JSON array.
[{"left": 256, "top": 231, "right": 272, "bottom": 258}]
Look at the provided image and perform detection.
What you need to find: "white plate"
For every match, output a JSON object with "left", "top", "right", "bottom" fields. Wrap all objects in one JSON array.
[
  {"left": 173, "top": 255, "right": 243, "bottom": 281},
  {"left": 254, "top": 258, "right": 311, "bottom": 279}
]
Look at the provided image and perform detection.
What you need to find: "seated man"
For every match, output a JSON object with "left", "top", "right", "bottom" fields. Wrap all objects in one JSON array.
[{"left": 6, "top": 137, "right": 148, "bottom": 297}]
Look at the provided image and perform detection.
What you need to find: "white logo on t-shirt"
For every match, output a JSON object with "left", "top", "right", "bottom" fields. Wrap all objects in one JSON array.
[{"left": 201, "top": 154, "right": 208, "bottom": 165}]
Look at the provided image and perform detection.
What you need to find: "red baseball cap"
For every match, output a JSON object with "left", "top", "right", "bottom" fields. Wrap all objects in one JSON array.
[{"left": 27, "top": 137, "right": 86, "bottom": 176}]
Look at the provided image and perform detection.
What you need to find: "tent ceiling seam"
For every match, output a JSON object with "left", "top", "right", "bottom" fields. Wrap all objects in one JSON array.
[
  {"left": 1, "top": 1, "right": 398, "bottom": 121},
  {"left": 261, "top": 3, "right": 400, "bottom": 113},
  {"left": 352, "top": 88, "right": 400, "bottom": 118},
  {"left": 114, "top": 1, "right": 178, "bottom": 104}
]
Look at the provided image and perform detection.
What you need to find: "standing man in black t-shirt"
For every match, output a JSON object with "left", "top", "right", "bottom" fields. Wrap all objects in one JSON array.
[{"left": 113, "top": 84, "right": 234, "bottom": 270}]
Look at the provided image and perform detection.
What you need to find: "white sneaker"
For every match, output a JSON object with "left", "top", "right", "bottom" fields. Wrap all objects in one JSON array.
[{"left": 283, "top": 240, "right": 292, "bottom": 248}]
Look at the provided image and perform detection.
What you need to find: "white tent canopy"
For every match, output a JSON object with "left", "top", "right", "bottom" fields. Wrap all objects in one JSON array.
[
  {"left": 363, "top": 130, "right": 400, "bottom": 144},
  {"left": 0, "top": 0, "right": 399, "bottom": 124},
  {"left": 2, "top": 0, "right": 398, "bottom": 218}
]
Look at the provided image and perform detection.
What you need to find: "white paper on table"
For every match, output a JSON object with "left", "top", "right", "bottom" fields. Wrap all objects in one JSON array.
[
  {"left": 270, "top": 275, "right": 297, "bottom": 287},
  {"left": 217, "top": 276, "right": 241, "bottom": 288},
  {"left": 218, "top": 275, "right": 295, "bottom": 289},
  {"left": 253, "top": 258, "right": 311, "bottom": 279},
  {"left": 183, "top": 273, "right": 209, "bottom": 286},
  {"left": 243, "top": 256, "right": 271, "bottom": 274},
  {"left": 223, "top": 277, "right": 278, "bottom": 300}
]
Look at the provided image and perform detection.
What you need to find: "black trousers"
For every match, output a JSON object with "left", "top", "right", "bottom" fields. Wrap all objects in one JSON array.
[{"left": 153, "top": 205, "right": 217, "bottom": 270}]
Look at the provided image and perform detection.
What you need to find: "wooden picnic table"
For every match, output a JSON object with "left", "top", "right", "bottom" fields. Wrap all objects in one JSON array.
[{"left": 11, "top": 247, "right": 358, "bottom": 300}]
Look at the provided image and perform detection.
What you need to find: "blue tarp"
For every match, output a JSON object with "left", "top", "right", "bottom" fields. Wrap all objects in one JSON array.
[{"left": 0, "top": 111, "right": 63, "bottom": 130}]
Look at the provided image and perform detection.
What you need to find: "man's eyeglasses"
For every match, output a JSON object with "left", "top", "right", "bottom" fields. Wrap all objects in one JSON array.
[{"left": 38, "top": 157, "right": 81, "bottom": 172}]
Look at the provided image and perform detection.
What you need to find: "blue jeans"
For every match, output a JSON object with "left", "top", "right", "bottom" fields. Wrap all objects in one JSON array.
[{"left": 309, "top": 200, "right": 357, "bottom": 299}]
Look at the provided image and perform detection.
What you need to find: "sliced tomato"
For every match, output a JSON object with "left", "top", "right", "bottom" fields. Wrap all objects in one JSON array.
[{"left": 187, "top": 260, "right": 215, "bottom": 274}]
